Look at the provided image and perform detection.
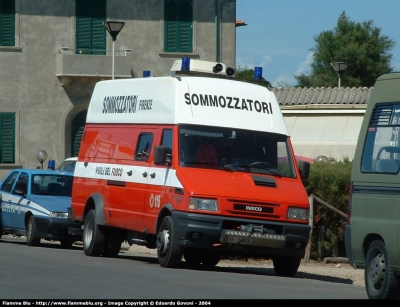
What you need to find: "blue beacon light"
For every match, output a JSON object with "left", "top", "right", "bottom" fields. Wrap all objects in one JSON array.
[
  {"left": 143, "top": 70, "right": 150, "bottom": 78},
  {"left": 181, "top": 58, "right": 190, "bottom": 71},
  {"left": 48, "top": 159, "right": 55, "bottom": 170},
  {"left": 254, "top": 66, "right": 263, "bottom": 80}
]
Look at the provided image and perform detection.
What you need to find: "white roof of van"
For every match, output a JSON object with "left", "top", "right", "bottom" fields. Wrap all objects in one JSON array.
[{"left": 86, "top": 75, "right": 288, "bottom": 135}]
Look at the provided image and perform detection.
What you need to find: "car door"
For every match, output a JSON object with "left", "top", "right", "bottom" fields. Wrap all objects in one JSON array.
[
  {"left": 11, "top": 172, "right": 29, "bottom": 230},
  {"left": 0, "top": 171, "right": 20, "bottom": 230}
]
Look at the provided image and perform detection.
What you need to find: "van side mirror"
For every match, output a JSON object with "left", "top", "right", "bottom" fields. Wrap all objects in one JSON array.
[
  {"left": 154, "top": 146, "right": 172, "bottom": 165},
  {"left": 298, "top": 160, "right": 310, "bottom": 180}
]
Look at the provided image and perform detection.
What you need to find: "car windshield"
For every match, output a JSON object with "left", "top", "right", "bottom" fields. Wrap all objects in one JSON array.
[
  {"left": 57, "top": 160, "right": 76, "bottom": 173},
  {"left": 178, "top": 125, "right": 297, "bottom": 178},
  {"left": 31, "top": 175, "right": 73, "bottom": 196}
]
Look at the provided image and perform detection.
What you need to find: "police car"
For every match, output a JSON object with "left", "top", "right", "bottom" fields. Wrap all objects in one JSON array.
[{"left": 0, "top": 169, "right": 81, "bottom": 247}]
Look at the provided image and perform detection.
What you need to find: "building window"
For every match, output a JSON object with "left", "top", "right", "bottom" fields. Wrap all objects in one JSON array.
[
  {"left": 0, "top": 0, "right": 15, "bottom": 46},
  {"left": 0, "top": 113, "right": 15, "bottom": 163},
  {"left": 164, "top": 0, "right": 193, "bottom": 53},
  {"left": 75, "top": 0, "right": 106, "bottom": 55}
]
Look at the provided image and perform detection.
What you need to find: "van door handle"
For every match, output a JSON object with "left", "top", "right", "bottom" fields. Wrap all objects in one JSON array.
[
  {"left": 150, "top": 173, "right": 156, "bottom": 178},
  {"left": 142, "top": 172, "right": 148, "bottom": 177}
]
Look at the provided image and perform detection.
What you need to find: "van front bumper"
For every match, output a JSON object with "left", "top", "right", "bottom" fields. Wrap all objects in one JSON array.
[{"left": 171, "top": 211, "right": 310, "bottom": 258}]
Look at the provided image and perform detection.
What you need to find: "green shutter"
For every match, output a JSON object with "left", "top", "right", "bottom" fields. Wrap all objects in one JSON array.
[
  {"left": 0, "top": 0, "right": 15, "bottom": 46},
  {"left": 164, "top": 0, "right": 192, "bottom": 52},
  {"left": 0, "top": 113, "right": 15, "bottom": 163},
  {"left": 71, "top": 111, "right": 87, "bottom": 157},
  {"left": 76, "top": 0, "right": 106, "bottom": 55}
]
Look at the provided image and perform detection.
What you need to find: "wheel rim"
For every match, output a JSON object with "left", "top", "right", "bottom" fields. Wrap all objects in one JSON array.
[
  {"left": 84, "top": 218, "right": 94, "bottom": 249},
  {"left": 156, "top": 229, "right": 169, "bottom": 255},
  {"left": 369, "top": 252, "right": 385, "bottom": 290}
]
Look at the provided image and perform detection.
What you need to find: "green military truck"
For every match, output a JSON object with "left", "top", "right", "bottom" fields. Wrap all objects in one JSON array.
[{"left": 345, "top": 73, "right": 400, "bottom": 299}]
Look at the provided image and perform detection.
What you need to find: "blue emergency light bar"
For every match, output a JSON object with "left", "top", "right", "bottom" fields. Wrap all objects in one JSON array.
[
  {"left": 254, "top": 67, "right": 263, "bottom": 80},
  {"left": 143, "top": 70, "right": 151, "bottom": 78}
]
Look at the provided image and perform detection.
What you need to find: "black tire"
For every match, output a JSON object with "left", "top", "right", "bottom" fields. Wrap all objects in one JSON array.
[
  {"left": 26, "top": 216, "right": 41, "bottom": 246},
  {"left": 183, "top": 248, "right": 202, "bottom": 266},
  {"left": 272, "top": 256, "right": 301, "bottom": 277},
  {"left": 365, "top": 240, "right": 400, "bottom": 299},
  {"left": 83, "top": 209, "right": 106, "bottom": 256},
  {"left": 156, "top": 216, "right": 182, "bottom": 268},
  {"left": 60, "top": 239, "right": 75, "bottom": 248},
  {"left": 201, "top": 252, "right": 220, "bottom": 266},
  {"left": 102, "top": 228, "right": 124, "bottom": 258}
]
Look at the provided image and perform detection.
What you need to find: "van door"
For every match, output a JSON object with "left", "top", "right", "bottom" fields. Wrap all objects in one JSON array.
[{"left": 144, "top": 128, "right": 173, "bottom": 233}]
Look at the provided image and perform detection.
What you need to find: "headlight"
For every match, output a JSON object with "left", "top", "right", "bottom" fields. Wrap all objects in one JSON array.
[
  {"left": 50, "top": 212, "right": 68, "bottom": 219},
  {"left": 287, "top": 207, "right": 309, "bottom": 221},
  {"left": 188, "top": 197, "right": 218, "bottom": 212}
]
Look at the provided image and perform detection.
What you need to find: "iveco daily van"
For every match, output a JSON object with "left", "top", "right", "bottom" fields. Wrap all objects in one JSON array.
[{"left": 69, "top": 58, "right": 311, "bottom": 277}]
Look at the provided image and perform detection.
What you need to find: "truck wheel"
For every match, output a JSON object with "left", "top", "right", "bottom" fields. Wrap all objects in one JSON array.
[
  {"left": 83, "top": 209, "right": 106, "bottom": 256},
  {"left": 201, "top": 252, "right": 220, "bottom": 266},
  {"left": 156, "top": 216, "right": 182, "bottom": 268},
  {"left": 272, "top": 256, "right": 301, "bottom": 277},
  {"left": 365, "top": 240, "right": 400, "bottom": 299},
  {"left": 183, "top": 248, "right": 202, "bottom": 266},
  {"left": 26, "top": 216, "right": 41, "bottom": 246},
  {"left": 102, "top": 228, "right": 123, "bottom": 258}
]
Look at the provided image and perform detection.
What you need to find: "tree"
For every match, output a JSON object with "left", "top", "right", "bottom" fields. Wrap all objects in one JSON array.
[{"left": 295, "top": 12, "right": 395, "bottom": 88}]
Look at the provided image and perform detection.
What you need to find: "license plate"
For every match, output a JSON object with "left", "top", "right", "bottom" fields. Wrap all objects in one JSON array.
[{"left": 227, "top": 236, "right": 252, "bottom": 244}]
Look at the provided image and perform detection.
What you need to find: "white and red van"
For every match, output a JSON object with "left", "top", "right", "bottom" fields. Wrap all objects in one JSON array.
[{"left": 69, "top": 59, "right": 311, "bottom": 277}]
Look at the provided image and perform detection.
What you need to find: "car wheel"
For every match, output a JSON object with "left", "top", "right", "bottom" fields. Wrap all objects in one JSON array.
[
  {"left": 365, "top": 239, "right": 400, "bottom": 299},
  {"left": 272, "top": 256, "right": 301, "bottom": 277},
  {"left": 60, "top": 239, "right": 75, "bottom": 248},
  {"left": 26, "top": 216, "right": 40, "bottom": 246},
  {"left": 83, "top": 209, "right": 106, "bottom": 256},
  {"left": 102, "top": 228, "right": 124, "bottom": 258},
  {"left": 156, "top": 216, "right": 182, "bottom": 268}
]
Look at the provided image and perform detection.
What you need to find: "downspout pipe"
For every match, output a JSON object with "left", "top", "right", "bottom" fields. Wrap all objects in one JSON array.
[{"left": 215, "top": 0, "right": 220, "bottom": 62}]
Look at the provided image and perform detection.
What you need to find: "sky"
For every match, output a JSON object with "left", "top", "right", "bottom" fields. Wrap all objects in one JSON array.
[{"left": 236, "top": 0, "right": 400, "bottom": 87}]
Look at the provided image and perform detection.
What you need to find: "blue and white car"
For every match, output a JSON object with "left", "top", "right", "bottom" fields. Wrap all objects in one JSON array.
[{"left": 0, "top": 169, "right": 81, "bottom": 247}]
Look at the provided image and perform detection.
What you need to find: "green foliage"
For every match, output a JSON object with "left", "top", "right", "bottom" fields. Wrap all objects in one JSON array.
[
  {"left": 305, "top": 157, "right": 353, "bottom": 260},
  {"left": 235, "top": 66, "right": 256, "bottom": 79},
  {"left": 295, "top": 11, "right": 395, "bottom": 88}
]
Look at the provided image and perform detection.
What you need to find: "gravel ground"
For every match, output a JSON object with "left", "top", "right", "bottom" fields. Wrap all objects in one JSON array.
[{"left": 126, "top": 244, "right": 365, "bottom": 287}]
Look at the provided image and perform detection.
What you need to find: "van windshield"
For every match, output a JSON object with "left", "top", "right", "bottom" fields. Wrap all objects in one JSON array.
[{"left": 178, "top": 125, "right": 297, "bottom": 178}]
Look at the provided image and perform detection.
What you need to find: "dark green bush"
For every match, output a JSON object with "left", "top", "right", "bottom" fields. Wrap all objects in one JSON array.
[{"left": 304, "top": 157, "right": 352, "bottom": 260}]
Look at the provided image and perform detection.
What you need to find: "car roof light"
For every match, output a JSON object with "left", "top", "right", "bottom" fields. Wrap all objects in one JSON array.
[{"left": 143, "top": 70, "right": 150, "bottom": 78}]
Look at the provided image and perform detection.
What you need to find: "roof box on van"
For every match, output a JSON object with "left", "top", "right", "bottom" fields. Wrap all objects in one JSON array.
[{"left": 170, "top": 58, "right": 235, "bottom": 76}]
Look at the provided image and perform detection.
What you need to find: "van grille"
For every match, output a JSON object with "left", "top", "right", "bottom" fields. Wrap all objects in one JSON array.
[{"left": 227, "top": 198, "right": 280, "bottom": 218}]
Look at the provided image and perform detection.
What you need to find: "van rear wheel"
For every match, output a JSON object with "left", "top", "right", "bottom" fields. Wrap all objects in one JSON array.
[
  {"left": 156, "top": 216, "right": 182, "bottom": 268},
  {"left": 83, "top": 209, "right": 106, "bottom": 256},
  {"left": 365, "top": 240, "right": 400, "bottom": 299},
  {"left": 102, "top": 228, "right": 124, "bottom": 258},
  {"left": 272, "top": 256, "right": 301, "bottom": 277}
]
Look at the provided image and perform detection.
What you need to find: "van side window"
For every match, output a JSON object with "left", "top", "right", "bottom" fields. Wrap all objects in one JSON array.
[
  {"left": 361, "top": 103, "right": 400, "bottom": 173},
  {"left": 135, "top": 132, "right": 153, "bottom": 161},
  {"left": 161, "top": 129, "right": 172, "bottom": 148}
]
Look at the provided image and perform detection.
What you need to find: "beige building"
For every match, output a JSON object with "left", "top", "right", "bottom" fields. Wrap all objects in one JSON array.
[
  {"left": 274, "top": 86, "right": 372, "bottom": 161},
  {"left": 0, "top": 0, "right": 237, "bottom": 178}
]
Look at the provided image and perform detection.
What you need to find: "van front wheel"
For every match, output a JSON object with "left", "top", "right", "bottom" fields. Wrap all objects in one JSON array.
[
  {"left": 272, "top": 256, "right": 301, "bottom": 277},
  {"left": 365, "top": 240, "right": 400, "bottom": 299},
  {"left": 156, "top": 216, "right": 182, "bottom": 268}
]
